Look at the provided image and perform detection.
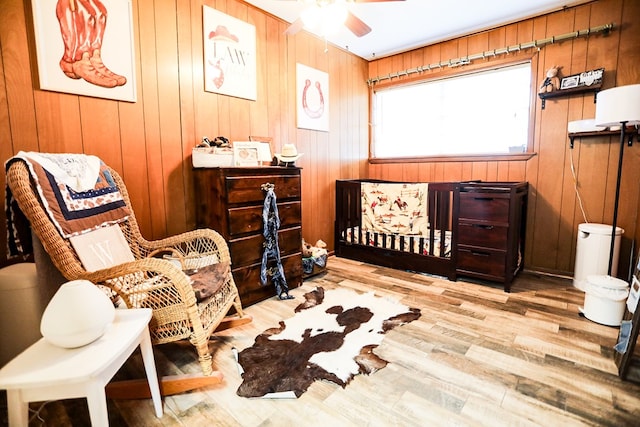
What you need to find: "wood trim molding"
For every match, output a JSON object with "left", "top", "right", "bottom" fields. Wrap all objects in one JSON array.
[{"left": 369, "top": 152, "right": 537, "bottom": 164}]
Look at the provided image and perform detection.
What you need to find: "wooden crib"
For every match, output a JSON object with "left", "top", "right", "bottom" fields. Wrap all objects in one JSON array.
[{"left": 334, "top": 179, "right": 460, "bottom": 281}]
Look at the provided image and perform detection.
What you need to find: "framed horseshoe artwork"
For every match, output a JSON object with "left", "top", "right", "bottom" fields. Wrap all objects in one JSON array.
[{"left": 296, "top": 63, "right": 329, "bottom": 132}]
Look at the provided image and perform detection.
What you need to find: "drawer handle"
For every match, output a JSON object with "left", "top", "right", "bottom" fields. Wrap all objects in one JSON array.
[
  {"left": 473, "top": 197, "right": 495, "bottom": 201},
  {"left": 461, "top": 248, "right": 491, "bottom": 257},
  {"left": 470, "top": 250, "right": 490, "bottom": 257},
  {"left": 472, "top": 224, "right": 494, "bottom": 230}
]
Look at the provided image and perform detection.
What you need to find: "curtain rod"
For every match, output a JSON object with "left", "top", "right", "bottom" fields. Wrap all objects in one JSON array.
[{"left": 367, "top": 23, "right": 614, "bottom": 86}]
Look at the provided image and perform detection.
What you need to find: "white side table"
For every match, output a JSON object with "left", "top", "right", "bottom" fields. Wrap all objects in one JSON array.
[{"left": 0, "top": 308, "right": 163, "bottom": 426}]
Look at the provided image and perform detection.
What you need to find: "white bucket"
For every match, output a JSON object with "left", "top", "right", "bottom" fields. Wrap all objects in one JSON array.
[{"left": 582, "top": 275, "right": 629, "bottom": 326}]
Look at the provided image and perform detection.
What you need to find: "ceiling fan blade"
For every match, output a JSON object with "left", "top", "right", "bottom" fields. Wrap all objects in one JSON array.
[
  {"left": 284, "top": 18, "right": 305, "bottom": 36},
  {"left": 344, "top": 11, "right": 371, "bottom": 37}
]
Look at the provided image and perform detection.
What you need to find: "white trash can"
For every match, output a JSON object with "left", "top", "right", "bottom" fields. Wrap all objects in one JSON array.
[
  {"left": 582, "top": 275, "right": 629, "bottom": 326},
  {"left": 573, "top": 223, "right": 623, "bottom": 291}
]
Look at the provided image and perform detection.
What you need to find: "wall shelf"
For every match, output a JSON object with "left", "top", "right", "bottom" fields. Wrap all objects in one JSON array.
[
  {"left": 539, "top": 82, "right": 602, "bottom": 109},
  {"left": 569, "top": 126, "right": 638, "bottom": 148}
]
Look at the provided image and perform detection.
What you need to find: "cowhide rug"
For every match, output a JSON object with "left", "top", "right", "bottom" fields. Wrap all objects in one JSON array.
[{"left": 236, "top": 286, "right": 421, "bottom": 398}]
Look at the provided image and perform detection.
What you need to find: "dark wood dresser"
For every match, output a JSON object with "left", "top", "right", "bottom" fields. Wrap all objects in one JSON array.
[
  {"left": 456, "top": 182, "right": 528, "bottom": 291},
  {"left": 193, "top": 167, "right": 303, "bottom": 306}
]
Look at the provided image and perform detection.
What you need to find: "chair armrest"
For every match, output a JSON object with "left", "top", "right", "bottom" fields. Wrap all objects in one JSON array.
[
  {"left": 138, "top": 229, "right": 231, "bottom": 266},
  {"left": 77, "top": 257, "right": 198, "bottom": 309}
]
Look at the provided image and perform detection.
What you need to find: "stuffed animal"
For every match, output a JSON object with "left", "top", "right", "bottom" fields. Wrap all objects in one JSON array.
[
  {"left": 539, "top": 66, "right": 561, "bottom": 93},
  {"left": 311, "top": 240, "right": 327, "bottom": 258},
  {"left": 302, "top": 239, "right": 313, "bottom": 258}
]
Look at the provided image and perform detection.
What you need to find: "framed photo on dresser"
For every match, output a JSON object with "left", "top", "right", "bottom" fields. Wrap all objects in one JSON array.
[
  {"left": 249, "top": 136, "right": 274, "bottom": 165},
  {"left": 233, "top": 141, "right": 260, "bottom": 167}
]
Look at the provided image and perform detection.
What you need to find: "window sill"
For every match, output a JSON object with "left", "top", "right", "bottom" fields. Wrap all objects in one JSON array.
[{"left": 369, "top": 152, "right": 537, "bottom": 164}]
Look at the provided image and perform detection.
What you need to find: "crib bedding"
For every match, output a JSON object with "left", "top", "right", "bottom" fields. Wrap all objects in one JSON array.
[
  {"left": 341, "top": 226, "right": 451, "bottom": 257},
  {"left": 361, "top": 181, "right": 429, "bottom": 235},
  {"left": 354, "top": 181, "right": 452, "bottom": 256}
]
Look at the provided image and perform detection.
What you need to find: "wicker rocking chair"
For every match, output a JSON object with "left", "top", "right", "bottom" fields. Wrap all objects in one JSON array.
[{"left": 6, "top": 158, "right": 251, "bottom": 397}]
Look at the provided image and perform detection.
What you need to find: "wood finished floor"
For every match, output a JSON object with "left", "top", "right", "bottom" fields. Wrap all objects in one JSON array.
[{"left": 2, "top": 256, "right": 639, "bottom": 426}]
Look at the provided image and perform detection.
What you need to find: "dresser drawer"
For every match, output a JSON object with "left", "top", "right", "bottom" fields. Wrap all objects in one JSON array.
[
  {"left": 458, "top": 222, "right": 508, "bottom": 250},
  {"left": 459, "top": 193, "right": 510, "bottom": 222},
  {"left": 226, "top": 174, "right": 301, "bottom": 204},
  {"left": 232, "top": 253, "right": 303, "bottom": 306},
  {"left": 229, "top": 226, "right": 302, "bottom": 266},
  {"left": 228, "top": 201, "right": 301, "bottom": 236},
  {"left": 457, "top": 246, "right": 506, "bottom": 278}
]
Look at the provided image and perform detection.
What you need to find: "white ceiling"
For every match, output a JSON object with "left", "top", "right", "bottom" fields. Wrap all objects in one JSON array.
[{"left": 243, "top": 0, "right": 590, "bottom": 61}]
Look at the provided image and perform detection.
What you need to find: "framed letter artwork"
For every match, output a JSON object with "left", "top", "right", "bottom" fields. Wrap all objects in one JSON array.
[
  {"left": 203, "top": 6, "right": 257, "bottom": 101},
  {"left": 296, "top": 63, "right": 329, "bottom": 132},
  {"left": 30, "top": 0, "right": 137, "bottom": 102}
]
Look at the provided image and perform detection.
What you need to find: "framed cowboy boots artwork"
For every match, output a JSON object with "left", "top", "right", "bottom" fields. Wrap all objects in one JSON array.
[{"left": 30, "top": 0, "right": 137, "bottom": 102}]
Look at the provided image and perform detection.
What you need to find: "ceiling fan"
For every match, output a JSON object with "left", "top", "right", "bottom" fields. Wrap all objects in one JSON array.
[{"left": 282, "top": 0, "right": 405, "bottom": 38}]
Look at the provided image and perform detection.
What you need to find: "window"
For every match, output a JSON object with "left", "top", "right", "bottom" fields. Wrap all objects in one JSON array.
[{"left": 371, "top": 62, "right": 532, "bottom": 159}]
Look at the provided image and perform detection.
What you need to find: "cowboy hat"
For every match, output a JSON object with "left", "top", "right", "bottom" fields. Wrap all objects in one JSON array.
[
  {"left": 209, "top": 25, "right": 239, "bottom": 43},
  {"left": 275, "top": 144, "right": 303, "bottom": 162}
]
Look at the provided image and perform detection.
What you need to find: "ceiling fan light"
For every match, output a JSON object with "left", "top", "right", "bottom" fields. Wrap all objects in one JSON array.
[
  {"left": 299, "top": 0, "right": 353, "bottom": 37},
  {"left": 301, "top": 5, "right": 321, "bottom": 30},
  {"left": 326, "top": 1, "right": 348, "bottom": 25}
]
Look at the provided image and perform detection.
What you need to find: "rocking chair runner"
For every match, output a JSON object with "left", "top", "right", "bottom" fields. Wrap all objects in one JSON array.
[{"left": 5, "top": 158, "right": 251, "bottom": 397}]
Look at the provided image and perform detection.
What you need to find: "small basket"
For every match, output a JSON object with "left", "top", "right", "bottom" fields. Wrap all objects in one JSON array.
[
  {"left": 302, "top": 254, "right": 327, "bottom": 279},
  {"left": 192, "top": 147, "right": 233, "bottom": 168}
]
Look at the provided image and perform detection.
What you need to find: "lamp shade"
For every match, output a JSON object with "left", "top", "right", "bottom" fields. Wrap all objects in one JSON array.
[
  {"left": 595, "top": 84, "right": 640, "bottom": 127},
  {"left": 40, "top": 280, "right": 115, "bottom": 348}
]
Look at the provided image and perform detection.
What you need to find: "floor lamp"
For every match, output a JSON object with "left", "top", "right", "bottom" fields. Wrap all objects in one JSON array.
[{"left": 594, "top": 84, "right": 640, "bottom": 276}]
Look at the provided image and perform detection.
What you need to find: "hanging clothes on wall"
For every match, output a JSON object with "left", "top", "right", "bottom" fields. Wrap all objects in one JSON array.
[{"left": 260, "top": 183, "right": 294, "bottom": 300}]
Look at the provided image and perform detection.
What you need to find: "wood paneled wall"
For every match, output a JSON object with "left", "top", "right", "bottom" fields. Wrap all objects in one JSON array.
[
  {"left": 368, "top": 0, "right": 640, "bottom": 278},
  {"left": 0, "top": 0, "right": 369, "bottom": 264},
  {"left": 2, "top": 0, "right": 638, "bottom": 279}
]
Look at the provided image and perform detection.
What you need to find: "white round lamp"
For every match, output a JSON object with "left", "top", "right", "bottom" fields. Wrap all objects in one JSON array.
[
  {"left": 594, "top": 84, "right": 640, "bottom": 275},
  {"left": 40, "top": 280, "right": 116, "bottom": 348},
  {"left": 595, "top": 84, "right": 640, "bottom": 128}
]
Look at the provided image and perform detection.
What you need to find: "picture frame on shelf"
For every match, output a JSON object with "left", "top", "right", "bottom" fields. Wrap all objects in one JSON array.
[
  {"left": 560, "top": 68, "right": 604, "bottom": 91},
  {"left": 560, "top": 75, "right": 579, "bottom": 90}
]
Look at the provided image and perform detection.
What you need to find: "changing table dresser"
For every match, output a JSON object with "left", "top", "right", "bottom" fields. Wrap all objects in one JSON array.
[
  {"left": 194, "top": 167, "right": 303, "bottom": 306},
  {"left": 456, "top": 181, "right": 528, "bottom": 291}
]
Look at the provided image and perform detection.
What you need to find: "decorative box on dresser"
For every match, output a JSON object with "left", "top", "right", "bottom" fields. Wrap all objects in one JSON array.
[
  {"left": 193, "top": 167, "right": 303, "bottom": 306},
  {"left": 456, "top": 182, "right": 528, "bottom": 292}
]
